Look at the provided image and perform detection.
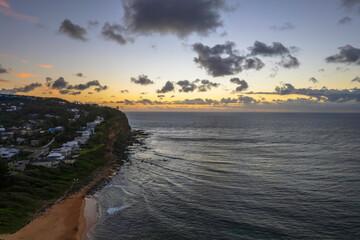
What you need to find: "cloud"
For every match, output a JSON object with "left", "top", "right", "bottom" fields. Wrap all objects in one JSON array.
[
  {"left": 59, "top": 19, "right": 88, "bottom": 41},
  {"left": 309, "top": 77, "right": 319, "bottom": 84},
  {"left": 0, "top": 0, "right": 38, "bottom": 23},
  {"left": 251, "top": 83, "right": 360, "bottom": 103},
  {"left": 196, "top": 79, "right": 220, "bottom": 92},
  {"left": 101, "top": 22, "right": 128, "bottom": 45},
  {"left": 121, "top": 0, "right": 226, "bottom": 38},
  {"left": 325, "top": 45, "right": 360, "bottom": 65},
  {"left": 0, "top": 0, "right": 9, "bottom": 8},
  {"left": 0, "top": 82, "right": 42, "bottom": 94},
  {"left": 131, "top": 75, "right": 154, "bottom": 85},
  {"left": 51, "top": 77, "right": 68, "bottom": 89},
  {"left": 120, "top": 89, "right": 129, "bottom": 93},
  {"left": 238, "top": 95, "right": 258, "bottom": 104},
  {"left": 351, "top": 76, "right": 360, "bottom": 82},
  {"left": 0, "top": 79, "right": 9, "bottom": 83},
  {"left": 341, "top": 0, "right": 360, "bottom": 13},
  {"left": 11, "top": 72, "right": 39, "bottom": 78},
  {"left": 278, "top": 55, "right": 300, "bottom": 68},
  {"left": 76, "top": 73, "right": 84, "bottom": 77},
  {"left": 88, "top": 20, "right": 99, "bottom": 27},
  {"left": 270, "top": 22, "right": 295, "bottom": 31},
  {"left": 338, "top": 16, "right": 353, "bottom": 24},
  {"left": 177, "top": 80, "right": 197, "bottom": 92},
  {"left": 220, "top": 97, "right": 238, "bottom": 104},
  {"left": 248, "top": 41, "right": 290, "bottom": 56},
  {"left": 275, "top": 83, "right": 296, "bottom": 95},
  {"left": 37, "top": 64, "right": 52, "bottom": 69},
  {"left": 94, "top": 85, "right": 108, "bottom": 92},
  {"left": 230, "top": 78, "right": 249, "bottom": 92},
  {"left": 319, "top": 68, "right": 325, "bottom": 72},
  {"left": 157, "top": 81, "right": 175, "bottom": 93},
  {"left": 67, "top": 80, "right": 106, "bottom": 91},
  {"left": 193, "top": 42, "right": 264, "bottom": 77},
  {"left": 0, "top": 63, "right": 8, "bottom": 73}
]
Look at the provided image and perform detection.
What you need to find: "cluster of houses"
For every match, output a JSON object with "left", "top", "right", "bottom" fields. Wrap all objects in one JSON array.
[
  {"left": 0, "top": 147, "right": 19, "bottom": 161},
  {"left": 32, "top": 116, "right": 104, "bottom": 168},
  {"left": 0, "top": 102, "right": 24, "bottom": 112}
]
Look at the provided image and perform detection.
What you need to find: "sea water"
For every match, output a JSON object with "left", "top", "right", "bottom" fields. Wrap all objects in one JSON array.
[{"left": 92, "top": 112, "right": 360, "bottom": 239}]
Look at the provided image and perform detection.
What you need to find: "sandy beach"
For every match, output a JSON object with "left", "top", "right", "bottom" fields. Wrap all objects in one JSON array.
[{"left": 0, "top": 191, "right": 87, "bottom": 240}]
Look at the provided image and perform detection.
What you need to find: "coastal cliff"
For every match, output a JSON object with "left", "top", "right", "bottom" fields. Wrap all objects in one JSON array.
[{"left": 0, "top": 97, "right": 132, "bottom": 238}]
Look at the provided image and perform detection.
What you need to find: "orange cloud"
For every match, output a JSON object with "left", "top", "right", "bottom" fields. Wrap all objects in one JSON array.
[
  {"left": 0, "top": 0, "right": 9, "bottom": 9},
  {"left": 37, "top": 64, "right": 52, "bottom": 69},
  {"left": 0, "top": 0, "right": 38, "bottom": 23},
  {"left": 0, "top": 79, "right": 9, "bottom": 83},
  {"left": 9, "top": 71, "right": 39, "bottom": 78},
  {"left": 21, "top": 59, "right": 28, "bottom": 63}
]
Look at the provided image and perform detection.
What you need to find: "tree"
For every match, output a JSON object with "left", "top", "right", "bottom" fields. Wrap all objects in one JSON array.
[{"left": 0, "top": 160, "right": 10, "bottom": 187}]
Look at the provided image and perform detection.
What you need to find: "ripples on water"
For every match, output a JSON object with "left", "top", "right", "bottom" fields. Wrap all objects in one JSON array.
[{"left": 92, "top": 112, "right": 360, "bottom": 239}]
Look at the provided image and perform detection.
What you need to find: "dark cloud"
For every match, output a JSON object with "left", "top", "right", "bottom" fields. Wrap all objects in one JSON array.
[
  {"left": 157, "top": 81, "right": 175, "bottom": 93},
  {"left": 95, "top": 86, "right": 108, "bottom": 92},
  {"left": 256, "top": 83, "right": 360, "bottom": 103},
  {"left": 230, "top": 78, "right": 248, "bottom": 92},
  {"left": 248, "top": 41, "right": 290, "bottom": 56},
  {"left": 238, "top": 95, "right": 258, "bottom": 104},
  {"left": 172, "top": 98, "right": 219, "bottom": 105},
  {"left": 177, "top": 80, "right": 197, "bottom": 92},
  {"left": 76, "top": 73, "right": 84, "bottom": 77},
  {"left": 278, "top": 55, "right": 300, "bottom": 68},
  {"left": 121, "top": 89, "right": 129, "bottom": 93},
  {"left": 325, "top": 45, "right": 360, "bottom": 65},
  {"left": 121, "top": 0, "right": 226, "bottom": 37},
  {"left": 220, "top": 97, "right": 238, "bottom": 104},
  {"left": 352, "top": 76, "right": 360, "bottom": 82},
  {"left": 275, "top": 83, "right": 296, "bottom": 95},
  {"left": 131, "top": 75, "right": 154, "bottom": 85},
  {"left": 51, "top": 77, "right": 68, "bottom": 89},
  {"left": 341, "top": 0, "right": 360, "bottom": 13},
  {"left": 0, "top": 64, "right": 8, "bottom": 74},
  {"left": 137, "top": 99, "right": 154, "bottom": 105},
  {"left": 319, "top": 68, "right": 325, "bottom": 72},
  {"left": 270, "top": 22, "right": 295, "bottom": 31},
  {"left": 195, "top": 79, "right": 220, "bottom": 92},
  {"left": 67, "top": 80, "right": 106, "bottom": 91},
  {"left": 59, "top": 90, "right": 69, "bottom": 95},
  {"left": 0, "top": 79, "right": 9, "bottom": 83},
  {"left": 59, "top": 19, "right": 87, "bottom": 41},
  {"left": 243, "top": 57, "right": 265, "bottom": 70},
  {"left": 338, "top": 16, "right": 353, "bottom": 24},
  {"left": 158, "top": 95, "right": 165, "bottom": 98},
  {"left": 0, "top": 82, "right": 42, "bottom": 94},
  {"left": 101, "top": 22, "right": 128, "bottom": 45},
  {"left": 309, "top": 77, "right": 319, "bottom": 84},
  {"left": 193, "top": 42, "right": 264, "bottom": 77}
]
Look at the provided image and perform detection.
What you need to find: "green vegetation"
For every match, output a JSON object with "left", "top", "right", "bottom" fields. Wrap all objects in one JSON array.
[{"left": 0, "top": 95, "right": 131, "bottom": 234}]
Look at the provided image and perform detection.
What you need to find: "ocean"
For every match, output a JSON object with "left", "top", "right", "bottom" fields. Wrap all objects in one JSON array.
[{"left": 91, "top": 112, "right": 360, "bottom": 239}]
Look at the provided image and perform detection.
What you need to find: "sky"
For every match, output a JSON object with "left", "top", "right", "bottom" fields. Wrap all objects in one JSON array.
[{"left": 0, "top": 0, "right": 360, "bottom": 112}]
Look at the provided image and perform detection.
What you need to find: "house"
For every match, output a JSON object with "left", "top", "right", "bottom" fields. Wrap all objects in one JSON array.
[
  {"left": 74, "top": 137, "right": 89, "bottom": 145},
  {"left": 31, "top": 140, "right": 40, "bottom": 146},
  {"left": 87, "top": 122, "right": 99, "bottom": 129},
  {"left": 16, "top": 137, "right": 26, "bottom": 145},
  {"left": 55, "top": 126, "right": 64, "bottom": 131},
  {"left": 46, "top": 152, "right": 65, "bottom": 161},
  {"left": 50, "top": 147, "right": 72, "bottom": 157},
  {"left": 0, "top": 127, "right": 5, "bottom": 132},
  {"left": 0, "top": 148, "right": 19, "bottom": 160},
  {"left": 49, "top": 128, "right": 56, "bottom": 133},
  {"left": 63, "top": 141, "right": 79, "bottom": 151}
]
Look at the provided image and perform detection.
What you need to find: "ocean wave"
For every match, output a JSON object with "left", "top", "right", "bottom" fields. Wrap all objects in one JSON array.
[{"left": 107, "top": 204, "right": 133, "bottom": 215}]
